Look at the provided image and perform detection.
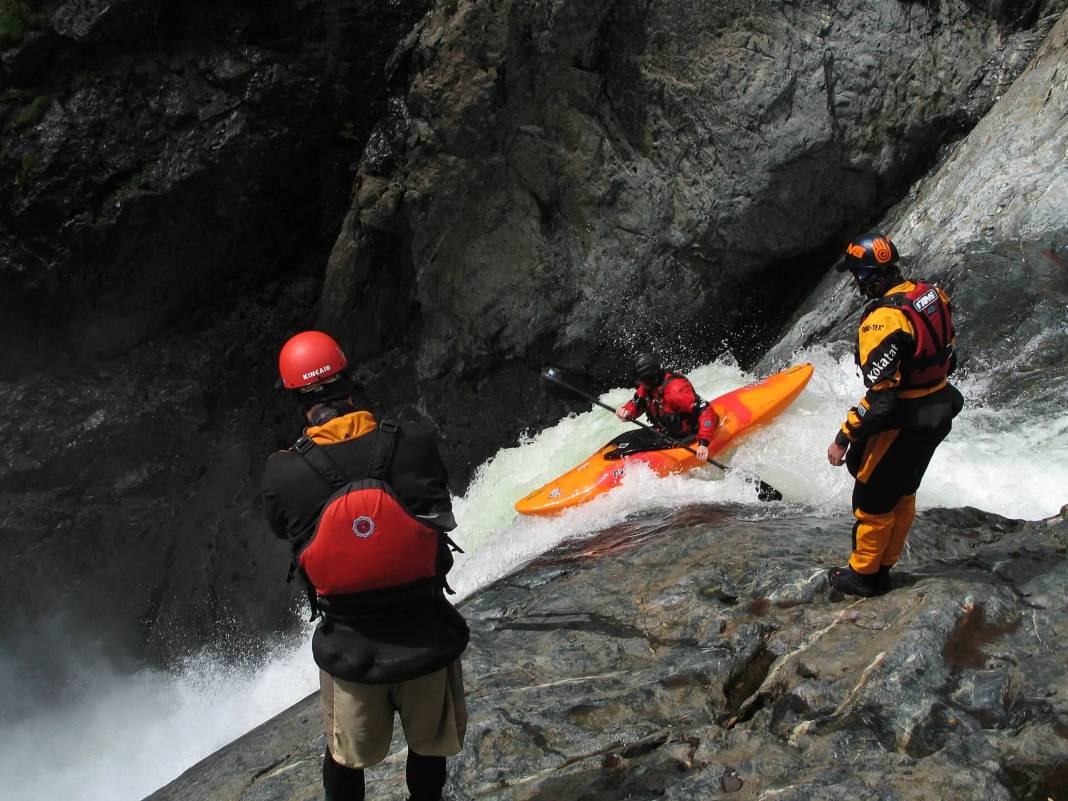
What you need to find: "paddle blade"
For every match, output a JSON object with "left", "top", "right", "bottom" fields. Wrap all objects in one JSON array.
[
  {"left": 755, "top": 480, "right": 782, "bottom": 502},
  {"left": 541, "top": 366, "right": 565, "bottom": 386},
  {"left": 541, "top": 366, "right": 593, "bottom": 400}
]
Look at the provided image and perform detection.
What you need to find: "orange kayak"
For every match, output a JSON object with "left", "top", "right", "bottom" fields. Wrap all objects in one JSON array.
[{"left": 515, "top": 363, "right": 813, "bottom": 516}]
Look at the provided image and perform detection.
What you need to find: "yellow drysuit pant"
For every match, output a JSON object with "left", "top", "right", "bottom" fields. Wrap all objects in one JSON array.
[{"left": 847, "top": 425, "right": 950, "bottom": 574}]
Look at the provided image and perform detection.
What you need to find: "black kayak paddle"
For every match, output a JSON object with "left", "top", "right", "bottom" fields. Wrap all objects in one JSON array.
[{"left": 541, "top": 366, "right": 783, "bottom": 502}]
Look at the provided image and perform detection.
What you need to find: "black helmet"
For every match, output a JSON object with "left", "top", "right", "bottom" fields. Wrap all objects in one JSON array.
[
  {"left": 634, "top": 352, "right": 662, "bottom": 384},
  {"left": 839, "top": 232, "right": 899, "bottom": 271},
  {"left": 840, "top": 232, "right": 903, "bottom": 298}
]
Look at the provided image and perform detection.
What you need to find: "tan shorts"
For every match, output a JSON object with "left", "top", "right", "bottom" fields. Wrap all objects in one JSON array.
[{"left": 320, "top": 660, "right": 467, "bottom": 769}]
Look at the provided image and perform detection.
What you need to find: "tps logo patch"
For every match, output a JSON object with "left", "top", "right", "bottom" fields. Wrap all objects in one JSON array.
[
  {"left": 913, "top": 289, "right": 938, "bottom": 314},
  {"left": 352, "top": 516, "right": 375, "bottom": 538}
]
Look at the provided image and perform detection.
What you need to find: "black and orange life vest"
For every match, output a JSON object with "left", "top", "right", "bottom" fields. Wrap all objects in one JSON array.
[
  {"left": 293, "top": 421, "right": 440, "bottom": 599},
  {"left": 864, "top": 280, "right": 955, "bottom": 391}
]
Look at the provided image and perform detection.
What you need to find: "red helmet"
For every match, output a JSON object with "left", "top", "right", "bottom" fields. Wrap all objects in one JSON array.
[{"left": 278, "top": 331, "right": 348, "bottom": 390}]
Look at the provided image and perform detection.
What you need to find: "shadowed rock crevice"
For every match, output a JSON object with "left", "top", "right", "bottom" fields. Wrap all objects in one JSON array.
[{"left": 721, "top": 641, "right": 777, "bottom": 724}]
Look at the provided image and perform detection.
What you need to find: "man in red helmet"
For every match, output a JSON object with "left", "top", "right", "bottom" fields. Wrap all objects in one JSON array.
[
  {"left": 615, "top": 352, "right": 720, "bottom": 460},
  {"left": 825, "top": 233, "right": 964, "bottom": 597},
  {"left": 261, "top": 331, "right": 467, "bottom": 801}
]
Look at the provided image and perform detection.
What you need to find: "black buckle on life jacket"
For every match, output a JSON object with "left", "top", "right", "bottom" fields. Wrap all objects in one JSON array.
[
  {"left": 306, "top": 587, "right": 323, "bottom": 622},
  {"left": 285, "top": 555, "right": 322, "bottom": 621},
  {"left": 379, "top": 420, "right": 398, "bottom": 434},
  {"left": 294, "top": 435, "right": 315, "bottom": 455}
]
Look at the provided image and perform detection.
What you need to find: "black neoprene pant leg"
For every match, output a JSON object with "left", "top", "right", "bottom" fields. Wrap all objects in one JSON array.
[
  {"left": 406, "top": 750, "right": 446, "bottom": 801},
  {"left": 323, "top": 748, "right": 365, "bottom": 801},
  {"left": 852, "top": 424, "right": 951, "bottom": 514}
]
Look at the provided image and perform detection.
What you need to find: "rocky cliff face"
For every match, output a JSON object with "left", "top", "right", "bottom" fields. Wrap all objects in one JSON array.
[
  {"left": 324, "top": 0, "right": 1067, "bottom": 474},
  {"left": 0, "top": 0, "right": 427, "bottom": 683},
  {"left": 147, "top": 504, "right": 1068, "bottom": 801},
  {"left": 1, "top": 0, "right": 1065, "bottom": 694},
  {"left": 2, "top": 0, "right": 425, "bottom": 362},
  {"left": 762, "top": 7, "right": 1068, "bottom": 407}
]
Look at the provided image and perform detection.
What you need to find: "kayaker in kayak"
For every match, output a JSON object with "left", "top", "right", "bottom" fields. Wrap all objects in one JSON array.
[
  {"left": 616, "top": 352, "right": 720, "bottom": 461},
  {"left": 826, "top": 232, "right": 964, "bottom": 597}
]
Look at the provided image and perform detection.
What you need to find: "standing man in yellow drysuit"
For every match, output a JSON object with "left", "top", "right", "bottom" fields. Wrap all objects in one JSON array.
[{"left": 826, "top": 232, "right": 964, "bottom": 597}]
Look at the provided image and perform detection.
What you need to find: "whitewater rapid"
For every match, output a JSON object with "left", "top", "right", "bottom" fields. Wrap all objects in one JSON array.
[{"left": 5, "top": 346, "right": 1066, "bottom": 801}]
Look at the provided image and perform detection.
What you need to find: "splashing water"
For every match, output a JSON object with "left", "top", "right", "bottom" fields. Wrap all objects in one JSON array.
[
  {"left": 451, "top": 344, "right": 1068, "bottom": 598},
  {"left": 0, "top": 638, "right": 318, "bottom": 801},
  {"left": 5, "top": 346, "right": 1066, "bottom": 801}
]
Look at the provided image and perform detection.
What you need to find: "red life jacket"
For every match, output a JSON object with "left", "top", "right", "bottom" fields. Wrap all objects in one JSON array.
[
  {"left": 645, "top": 371, "right": 704, "bottom": 437},
  {"left": 868, "top": 280, "right": 955, "bottom": 390},
  {"left": 294, "top": 421, "right": 439, "bottom": 597}
]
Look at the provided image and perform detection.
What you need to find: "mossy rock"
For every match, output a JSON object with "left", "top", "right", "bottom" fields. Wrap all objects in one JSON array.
[
  {"left": 6, "top": 94, "right": 50, "bottom": 131},
  {"left": 15, "top": 148, "right": 41, "bottom": 185},
  {"left": 0, "top": 0, "right": 48, "bottom": 47}
]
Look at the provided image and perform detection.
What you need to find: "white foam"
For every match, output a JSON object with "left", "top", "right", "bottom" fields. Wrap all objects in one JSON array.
[{"left": 0, "top": 637, "right": 318, "bottom": 801}]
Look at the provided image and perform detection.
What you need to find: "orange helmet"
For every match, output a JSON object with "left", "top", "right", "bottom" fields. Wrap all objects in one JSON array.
[{"left": 278, "top": 331, "right": 348, "bottom": 390}]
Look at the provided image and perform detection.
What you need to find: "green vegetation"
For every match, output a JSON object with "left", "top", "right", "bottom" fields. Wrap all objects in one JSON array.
[
  {"left": 0, "top": 0, "right": 47, "bottom": 47},
  {"left": 7, "top": 94, "right": 50, "bottom": 130},
  {"left": 15, "top": 148, "right": 40, "bottom": 185},
  {"left": 0, "top": 86, "right": 31, "bottom": 104},
  {"left": 113, "top": 170, "right": 146, "bottom": 204},
  {"left": 0, "top": 0, "right": 27, "bottom": 45}
]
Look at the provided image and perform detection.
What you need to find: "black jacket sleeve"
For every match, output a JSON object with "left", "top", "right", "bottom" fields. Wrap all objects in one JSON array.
[
  {"left": 839, "top": 309, "right": 914, "bottom": 443},
  {"left": 261, "top": 455, "right": 293, "bottom": 541},
  {"left": 389, "top": 424, "right": 456, "bottom": 532}
]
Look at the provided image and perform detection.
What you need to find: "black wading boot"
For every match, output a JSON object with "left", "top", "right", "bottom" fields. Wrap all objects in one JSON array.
[
  {"left": 828, "top": 566, "right": 882, "bottom": 598},
  {"left": 406, "top": 751, "right": 446, "bottom": 801},
  {"left": 876, "top": 565, "right": 893, "bottom": 594}
]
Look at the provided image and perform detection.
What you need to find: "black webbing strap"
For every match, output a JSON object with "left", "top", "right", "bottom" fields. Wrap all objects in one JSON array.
[
  {"left": 906, "top": 295, "right": 952, "bottom": 368},
  {"left": 289, "top": 421, "right": 399, "bottom": 618},
  {"left": 290, "top": 435, "right": 350, "bottom": 622},
  {"left": 368, "top": 420, "right": 398, "bottom": 481},
  {"left": 294, "top": 435, "right": 349, "bottom": 490},
  {"left": 877, "top": 289, "right": 952, "bottom": 368},
  {"left": 911, "top": 302, "right": 944, "bottom": 349}
]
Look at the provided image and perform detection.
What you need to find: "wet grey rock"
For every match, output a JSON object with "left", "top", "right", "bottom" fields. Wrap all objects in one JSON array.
[
  {"left": 147, "top": 505, "right": 1068, "bottom": 801},
  {"left": 761, "top": 8, "right": 1068, "bottom": 422}
]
